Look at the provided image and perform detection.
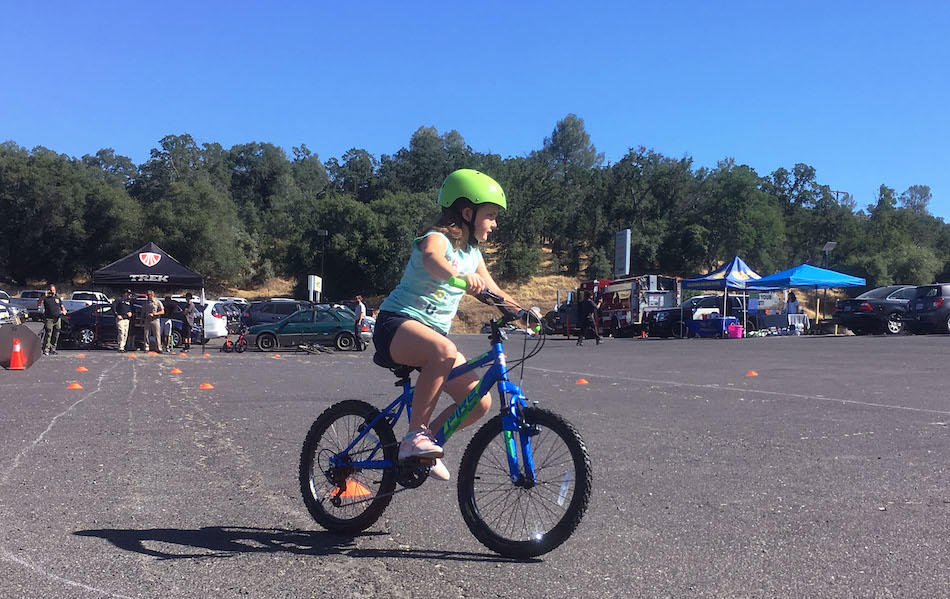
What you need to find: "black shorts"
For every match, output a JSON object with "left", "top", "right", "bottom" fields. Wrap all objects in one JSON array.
[{"left": 372, "top": 310, "right": 445, "bottom": 369}]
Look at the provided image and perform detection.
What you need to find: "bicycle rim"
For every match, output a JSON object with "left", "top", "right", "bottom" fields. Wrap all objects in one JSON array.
[
  {"left": 299, "top": 400, "right": 397, "bottom": 533},
  {"left": 458, "top": 408, "right": 592, "bottom": 558}
]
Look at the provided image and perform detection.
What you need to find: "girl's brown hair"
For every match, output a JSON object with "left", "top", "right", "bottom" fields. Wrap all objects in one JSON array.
[{"left": 423, "top": 198, "right": 475, "bottom": 250}]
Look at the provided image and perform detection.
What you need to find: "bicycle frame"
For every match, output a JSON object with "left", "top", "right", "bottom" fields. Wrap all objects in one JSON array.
[{"left": 329, "top": 322, "right": 536, "bottom": 484}]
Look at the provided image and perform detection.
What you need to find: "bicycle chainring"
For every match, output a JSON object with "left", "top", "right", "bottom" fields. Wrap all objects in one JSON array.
[{"left": 395, "top": 458, "right": 430, "bottom": 488}]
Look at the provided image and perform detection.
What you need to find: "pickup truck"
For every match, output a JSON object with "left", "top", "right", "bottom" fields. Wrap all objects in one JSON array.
[
  {"left": 8, "top": 290, "right": 46, "bottom": 317},
  {"left": 9, "top": 290, "right": 92, "bottom": 320},
  {"left": 70, "top": 290, "right": 112, "bottom": 306}
]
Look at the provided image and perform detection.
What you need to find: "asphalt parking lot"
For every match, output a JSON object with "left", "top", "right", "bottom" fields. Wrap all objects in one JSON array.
[{"left": 1, "top": 332, "right": 948, "bottom": 598}]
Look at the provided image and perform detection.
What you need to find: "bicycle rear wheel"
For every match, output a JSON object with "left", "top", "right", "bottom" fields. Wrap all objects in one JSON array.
[
  {"left": 457, "top": 407, "right": 592, "bottom": 558},
  {"left": 299, "top": 400, "right": 397, "bottom": 533}
]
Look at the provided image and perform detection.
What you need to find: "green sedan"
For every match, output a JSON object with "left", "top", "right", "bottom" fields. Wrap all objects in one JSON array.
[{"left": 248, "top": 307, "right": 369, "bottom": 351}]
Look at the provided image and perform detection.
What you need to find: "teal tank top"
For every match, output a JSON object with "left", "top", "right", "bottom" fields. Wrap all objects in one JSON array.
[{"left": 379, "top": 231, "right": 482, "bottom": 334}]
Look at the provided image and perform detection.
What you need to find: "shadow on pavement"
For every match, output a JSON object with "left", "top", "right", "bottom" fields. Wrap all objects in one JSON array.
[{"left": 74, "top": 526, "right": 533, "bottom": 563}]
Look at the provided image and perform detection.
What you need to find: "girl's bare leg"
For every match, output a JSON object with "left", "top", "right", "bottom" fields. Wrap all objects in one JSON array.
[{"left": 389, "top": 319, "right": 458, "bottom": 433}]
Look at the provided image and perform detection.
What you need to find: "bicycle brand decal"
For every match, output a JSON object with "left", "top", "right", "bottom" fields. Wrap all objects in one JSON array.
[
  {"left": 503, "top": 430, "right": 517, "bottom": 460},
  {"left": 139, "top": 252, "right": 161, "bottom": 267},
  {"left": 443, "top": 381, "right": 482, "bottom": 440}
]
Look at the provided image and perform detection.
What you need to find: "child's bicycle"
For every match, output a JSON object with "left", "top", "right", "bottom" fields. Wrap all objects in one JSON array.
[
  {"left": 220, "top": 325, "right": 248, "bottom": 353},
  {"left": 299, "top": 279, "right": 592, "bottom": 558}
]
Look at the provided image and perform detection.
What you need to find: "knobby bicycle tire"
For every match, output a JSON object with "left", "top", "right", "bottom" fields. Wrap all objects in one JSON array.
[
  {"left": 299, "top": 400, "right": 397, "bottom": 533},
  {"left": 457, "top": 407, "right": 592, "bottom": 558}
]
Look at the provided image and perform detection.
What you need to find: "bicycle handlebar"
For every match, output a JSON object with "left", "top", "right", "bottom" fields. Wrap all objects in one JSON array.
[{"left": 448, "top": 275, "right": 542, "bottom": 332}]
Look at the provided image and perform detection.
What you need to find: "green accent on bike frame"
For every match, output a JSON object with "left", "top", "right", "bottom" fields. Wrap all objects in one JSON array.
[
  {"left": 442, "top": 381, "right": 482, "bottom": 442},
  {"left": 436, "top": 350, "right": 495, "bottom": 442},
  {"left": 503, "top": 429, "right": 517, "bottom": 460}
]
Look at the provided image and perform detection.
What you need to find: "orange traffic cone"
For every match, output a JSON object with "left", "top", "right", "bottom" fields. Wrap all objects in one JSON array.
[{"left": 8, "top": 338, "right": 26, "bottom": 370}]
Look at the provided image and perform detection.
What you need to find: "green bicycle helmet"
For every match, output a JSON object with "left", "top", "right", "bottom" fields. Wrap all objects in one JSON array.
[{"left": 437, "top": 169, "right": 507, "bottom": 210}]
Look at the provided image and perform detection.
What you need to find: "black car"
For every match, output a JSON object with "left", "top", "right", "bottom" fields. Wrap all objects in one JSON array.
[
  {"left": 645, "top": 294, "right": 758, "bottom": 338},
  {"left": 241, "top": 300, "right": 312, "bottom": 327},
  {"left": 832, "top": 285, "right": 916, "bottom": 335},
  {"left": 903, "top": 283, "right": 950, "bottom": 334},
  {"left": 62, "top": 303, "right": 185, "bottom": 349}
]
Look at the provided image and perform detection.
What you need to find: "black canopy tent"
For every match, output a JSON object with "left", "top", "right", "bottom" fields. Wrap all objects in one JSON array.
[
  {"left": 92, "top": 242, "right": 204, "bottom": 289},
  {"left": 91, "top": 242, "right": 205, "bottom": 350}
]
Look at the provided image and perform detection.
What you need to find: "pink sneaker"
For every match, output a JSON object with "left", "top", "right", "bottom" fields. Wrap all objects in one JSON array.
[
  {"left": 427, "top": 457, "right": 450, "bottom": 481},
  {"left": 398, "top": 428, "right": 444, "bottom": 460}
]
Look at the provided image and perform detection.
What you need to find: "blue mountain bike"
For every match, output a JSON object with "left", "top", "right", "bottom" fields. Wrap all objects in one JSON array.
[{"left": 299, "top": 285, "right": 592, "bottom": 558}]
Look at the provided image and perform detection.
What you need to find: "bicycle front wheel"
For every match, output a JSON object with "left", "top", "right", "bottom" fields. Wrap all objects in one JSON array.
[
  {"left": 299, "top": 400, "right": 397, "bottom": 533},
  {"left": 457, "top": 407, "right": 592, "bottom": 558}
]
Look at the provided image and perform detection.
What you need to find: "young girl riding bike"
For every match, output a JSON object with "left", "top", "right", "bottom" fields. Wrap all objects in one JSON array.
[{"left": 373, "top": 169, "right": 516, "bottom": 481}]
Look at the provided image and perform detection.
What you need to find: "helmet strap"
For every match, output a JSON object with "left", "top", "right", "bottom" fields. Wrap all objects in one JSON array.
[{"left": 460, "top": 205, "right": 479, "bottom": 247}]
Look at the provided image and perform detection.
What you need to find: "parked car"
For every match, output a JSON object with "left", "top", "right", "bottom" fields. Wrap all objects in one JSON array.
[
  {"left": 832, "top": 285, "right": 916, "bottom": 335},
  {"left": 0, "top": 299, "right": 21, "bottom": 325},
  {"left": 200, "top": 302, "right": 230, "bottom": 341},
  {"left": 216, "top": 296, "right": 249, "bottom": 306},
  {"left": 248, "top": 306, "right": 369, "bottom": 351},
  {"left": 242, "top": 299, "right": 312, "bottom": 327},
  {"left": 0, "top": 290, "right": 11, "bottom": 302},
  {"left": 903, "top": 283, "right": 950, "bottom": 334},
  {"left": 62, "top": 303, "right": 185, "bottom": 349},
  {"left": 645, "top": 294, "right": 759, "bottom": 338}
]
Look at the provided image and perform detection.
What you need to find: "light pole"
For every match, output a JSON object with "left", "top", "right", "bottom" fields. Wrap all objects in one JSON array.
[
  {"left": 317, "top": 229, "right": 328, "bottom": 302},
  {"left": 820, "top": 241, "right": 838, "bottom": 330}
]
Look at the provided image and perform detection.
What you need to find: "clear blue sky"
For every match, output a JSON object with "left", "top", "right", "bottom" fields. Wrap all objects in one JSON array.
[{"left": 3, "top": 1, "right": 948, "bottom": 218}]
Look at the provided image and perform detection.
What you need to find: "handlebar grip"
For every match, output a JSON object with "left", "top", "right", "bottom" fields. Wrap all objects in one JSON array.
[{"left": 448, "top": 275, "right": 468, "bottom": 290}]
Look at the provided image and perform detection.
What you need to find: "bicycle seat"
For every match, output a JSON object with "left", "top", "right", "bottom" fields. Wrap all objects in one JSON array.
[{"left": 372, "top": 351, "right": 416, "bottom": 380}]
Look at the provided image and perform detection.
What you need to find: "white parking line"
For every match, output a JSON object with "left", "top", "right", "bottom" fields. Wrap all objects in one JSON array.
[{"left": 526, "top": 366, "right": 950, "bottom": 417}]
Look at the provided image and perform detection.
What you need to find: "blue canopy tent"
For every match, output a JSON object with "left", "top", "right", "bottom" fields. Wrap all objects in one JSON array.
[
  {"left": 747, "top": 264, "right": 866, "bottom": 331},
  {"left": 681, "top": 256, "right": 765, "bottom": 335}
]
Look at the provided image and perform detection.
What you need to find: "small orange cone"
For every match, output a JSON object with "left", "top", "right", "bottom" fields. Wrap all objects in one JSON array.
[
  {"left": 640, "top": 330, "right": 647, "bottom": 339},
  {"left": 77, "top": 353, "right": 86, "bottom": 358},
  {"left": 339, "top": 479, "right": 371, "bottom": 498},
  {"left": 203, "top": 352, "right": 211, "bottom": 357},
  {"left": 127, "top": 353, "right": 137, "bottom": 358},
  {"left": 179, "top": 352, "right": 187, "bottom": 357},
  {"left": 67, "top": 382, "right": 83, "bottom": 390},
  {"left": 170, "top": 368, "right": 182, "bottom": 374},
  {"left": 8, "top": 338, "right": 26, "bottom": 370},
  {"left": 746, "top": 370, "right": 759, "bottom": 377},
  {"left": 147, "top": 351, "right": 158, "bottom": 356},
  {"left": 76, "top": 366, "right": 88, "bottom": 372},
  {"left": 272, "top": 354, "right": 281, "bottom": 359},
  {"left": 576, "top": 378, "right": 589, "bottom": 385},
  {"left": 199, "top": 382, "right": 214, "bottom": 390}
]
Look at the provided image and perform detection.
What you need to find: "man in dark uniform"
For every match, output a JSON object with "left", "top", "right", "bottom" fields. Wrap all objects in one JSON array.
[
  {"left": 577, "top": 293, "right": 602, "bottom": 347},
  {"left": 40, "top": 284, "right": 67, "bottom": 356},
  {"left": 113, "top": 289, "right": 133, "bottom": 352}
]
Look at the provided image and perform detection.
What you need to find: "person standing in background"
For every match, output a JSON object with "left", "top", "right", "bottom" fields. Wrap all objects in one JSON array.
[
  {"left": 182, "top": 293, "right": 198, "bottom": 351},
  {"left": 354, "top": 295, "right": 367, "bottom": 338},
  {"left": 113, "top": 289, "right": 133, "bottom": 352},
  {"left": 40, "top": 284, "right": 67, "bottom": 356},
  {"left": 144, "top": 290, "right": 164, "bottom": 352},
  {"left": 577, "top": 293, "right": 602, "bottom": 347},
  {"left": 786, "top": 291, "right": 800, "bottom": 314}
]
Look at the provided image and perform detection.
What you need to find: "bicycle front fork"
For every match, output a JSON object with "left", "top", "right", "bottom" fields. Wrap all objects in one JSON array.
[{"left": 499, "top": 385, "right": 539, "bottom": 487}]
